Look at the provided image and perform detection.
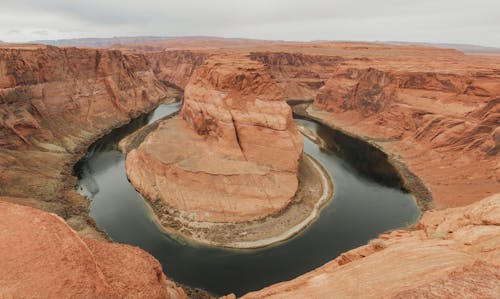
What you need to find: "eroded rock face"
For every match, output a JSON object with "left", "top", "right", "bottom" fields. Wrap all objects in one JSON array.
[
  {"left": 0, "top": 44, "right": 179, "bottom": 236},
  {"left": 146, "top": 50, "right": 208, "bottom": 89},
  {"left": 311, "top": 63, "right": 500, "bottom": 208},
  {"left": 249, "top": 52, "right": 341, "bottom": 100},
  {"left": 0, "top": 198, "right": 187, "bottom": 299},
  {"left": 242, "top": 194, "right": 500, "bottom": 298},
  {"left": 125, "top": 55, "right": 303, "bottom": 223}
]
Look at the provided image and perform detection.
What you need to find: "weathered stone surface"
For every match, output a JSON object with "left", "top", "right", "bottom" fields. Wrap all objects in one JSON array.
[
  {"left": 311, "top": 63, "right": 500, "bottom": 208},
  {"left": 146, "top": 50, "right": 208, "bottom": 89},
  {"left": 0, "top": 44, "right": 179, "bottom": 236},
  {"left": 0, "top": 198, "right": 187, "bottom": 299},
  {"left": 249, "top": 51, "right": 341, "bottom": 100},
  {"left": 242, "top": 194, "right": 500, "bottom": 299},
  {"left": 125, "top": 54, "right": 303, "bottom": 223}
]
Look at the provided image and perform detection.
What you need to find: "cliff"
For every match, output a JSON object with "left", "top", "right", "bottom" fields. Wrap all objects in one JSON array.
[
  {"left": 146, "top": 50, "right": 209, "bottom": 89},
  {"left": 242, "top": 193, "right": 500, "bottom": 298},
  {"left": 249, "top": 51, "right": 341, "bottom": 100},
  {"left": 0, "top": 198, "right": 187, "bottom": 299},
  {"left": 311, "top": 63, "right": 500, "bottom": 208},
  {"left": 0, "top": 44, "right": 180, "bottom": 237}
]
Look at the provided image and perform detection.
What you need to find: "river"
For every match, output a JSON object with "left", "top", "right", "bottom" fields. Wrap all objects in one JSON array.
[{"left": 75, "top": 101, "right": 420, "bottom": 296}]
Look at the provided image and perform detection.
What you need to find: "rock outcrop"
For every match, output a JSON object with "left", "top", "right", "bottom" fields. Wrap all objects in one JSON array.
[
  {"left": 146, "top": 50, "right": 209, "bottom": 89},
  {"left": 125, "top": 54, "right": 303, "bottom": 224},
  {"left": 311, "top": 63, "right": 500, "bottom": 208},
  {"left": 242, "top": 193, "right": 500, "bottom": 298},
  {"left": 249, "top": 51, "right": 341, "bottom": 100},
  {"left": 0, "top": 44, "right": 180, "bottom": 237},
  {"left": 0, "top": 198, "right": 187, "bottom": 299},
  {"left": 121, "top": 54, "right": 321, "bottom": 247}
]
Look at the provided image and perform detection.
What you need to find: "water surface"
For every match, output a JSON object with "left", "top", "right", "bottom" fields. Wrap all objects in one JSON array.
[{"left": 76, "top": 102, "right": 420, "bottom": 296}]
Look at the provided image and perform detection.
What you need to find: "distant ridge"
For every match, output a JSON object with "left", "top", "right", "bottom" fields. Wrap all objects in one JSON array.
[
  {"left": 382, "top": 41, "right": 500, "bottom": 53},
  {"left": 26, "top": 36, "right": 500, "bottom": 53},
  {"left": 28, "top": 36, "right": 282, "bottom": 48},
  {"left": 30, "top": 36, "right": 176, "bottom": 47}
]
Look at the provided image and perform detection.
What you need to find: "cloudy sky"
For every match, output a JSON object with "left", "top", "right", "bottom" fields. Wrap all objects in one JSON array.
[{"left": 1, "top": 0, "right": 499, "bottom": 47}]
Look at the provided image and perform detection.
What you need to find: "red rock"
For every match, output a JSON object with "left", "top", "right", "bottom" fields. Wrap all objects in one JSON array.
[
  {"left": 242, "top": 194, "right": 500, "bottom": 298},
  {"left": 146, "top": 50, "right": 208, "bottom": 89},
  {"left": 0, "top": 44, "right": 179, "bottom": 236},
  {"left": 310, "top": 62, "right": 500, "bottom": 207},
  {"left": 0, "top": 198, "right": 187, "bottom": 299},
  {"left": 125, "top": 54, "right": 303, "bottom": 223}
]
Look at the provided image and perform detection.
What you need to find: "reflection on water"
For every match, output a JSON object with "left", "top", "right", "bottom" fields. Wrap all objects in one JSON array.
[{"left": 75, "top": 102, "right": 420, "bottom": 296}]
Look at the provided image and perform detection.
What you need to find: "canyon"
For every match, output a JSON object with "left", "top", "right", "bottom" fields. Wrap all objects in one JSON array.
[{"left": 0, "top": 39, "right": 499, "bottom": 298}]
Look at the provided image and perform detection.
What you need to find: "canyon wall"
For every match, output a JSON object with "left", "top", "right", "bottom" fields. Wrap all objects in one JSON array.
[
  {"left": 146, "top": 50, "right": 209, "bottom": 89},
  {"left": 311, "top": 64, "right": 500, "bottom": 208},
  {"left": 249, "top": 51, "right": 341, "bottom": 100},
  {"left": 0, "top": 44, "right": 180, "bottom": 237}
]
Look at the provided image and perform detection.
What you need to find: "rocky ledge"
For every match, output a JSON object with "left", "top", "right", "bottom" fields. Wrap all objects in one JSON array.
[
  {"left": 0, "top": 198, "right": 187, "bottom": 299},
  {"left": 242, "top": 193, "right": 500, "bottom": 298},
  {"left": 120, "top": 54, "right": 333, "bottom": 247}
]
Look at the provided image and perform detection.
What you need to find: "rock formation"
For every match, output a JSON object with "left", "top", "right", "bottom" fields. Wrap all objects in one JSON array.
[
  {"left": 310, "top": 62, "right": 500, "bottom": 208},
  {"left": 125, "top": 54, "right": 303, "bottom": 223},
  {"left": 120, "top": 54, "right": 330, "bottom": 247},
  {"left": 0, "top": 198, "right": 186, "bottom": 299},
  {"left": 242, "top": 193, "right": 500, "bottom": 298},
  {"left": 0, "top": 44, "right": 180, "bottom": 237},
  {"left": 146, "top": 50, "right": 208, "bottom": 89},
  {"left": 249, "top": 51, "right": 341, "bottom": 100}
]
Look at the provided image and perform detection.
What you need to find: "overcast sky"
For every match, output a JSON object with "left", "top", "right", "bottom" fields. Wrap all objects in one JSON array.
[{"left": 1, "top": 0, "right": 499, "bottom": 47}]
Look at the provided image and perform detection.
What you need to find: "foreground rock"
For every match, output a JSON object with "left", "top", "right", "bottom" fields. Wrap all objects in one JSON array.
[
  {"left": 121, "top": 55, "right": 335, "bottom": 247},
  {"left": 0, "top": 198, "right": 187, "bottom": 299},
  {"left": 0, "top": 44, "right": 180, "bottom": 237},
  {"left": 242, "top": 193, "right": 500, "bottom": 298}
]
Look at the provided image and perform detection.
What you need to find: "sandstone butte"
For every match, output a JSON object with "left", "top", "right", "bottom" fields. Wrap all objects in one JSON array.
[
  {"left": 0, "top": 40, "right": 499, "bottom": 298},
  {"left": 123, "top": 54, "right": 309, "bottom": 243}
]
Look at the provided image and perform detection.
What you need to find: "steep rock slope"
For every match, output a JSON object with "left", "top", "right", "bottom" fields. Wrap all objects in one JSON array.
[
  {"left": 0, "top": 198, "right": 187, "bottom": 299},
  {"left": 146, "top": 50, "right": 209, "bottom": 89},
  {"left": 0, "top": 44, "right": 179, "bottom": 237},
  {"left": 249, "top": 51, "right": 341, "bottom": 100},
  {"left": 124, "top": 54, "right": 303, "bottom": 224},
  {"left": 242, "top": 193, "right": 500, "bottom": 298},
  {"left": 312, "top": 64, "right": 500, "bottom": 207}
]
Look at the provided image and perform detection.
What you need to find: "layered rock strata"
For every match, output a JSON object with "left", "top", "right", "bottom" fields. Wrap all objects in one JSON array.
[
  {"left": 0, "top": 44, "right": 180, "bottom": 237},
  {"left": 311, "top": 65, "right": 500, "bottom": 208},
  {"left": 122, "top": 55, "right": 334, "bottom": 247},
  {"left": 249, "top": 52, "right": 341, "bottom": 100},
  {"left": 146, "top": 50, "right": 208, "bottom": 89}
]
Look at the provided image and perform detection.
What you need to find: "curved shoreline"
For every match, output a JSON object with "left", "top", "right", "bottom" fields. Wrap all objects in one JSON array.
[
  {"left": 225, "top": 154, "right": 333, "bottom": 248},
  {"left": 129, "top": 152, "right": 334, "bottom": 249},
  {"left": 292, "top": 103, "right": 434, "bottom": 211}
]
